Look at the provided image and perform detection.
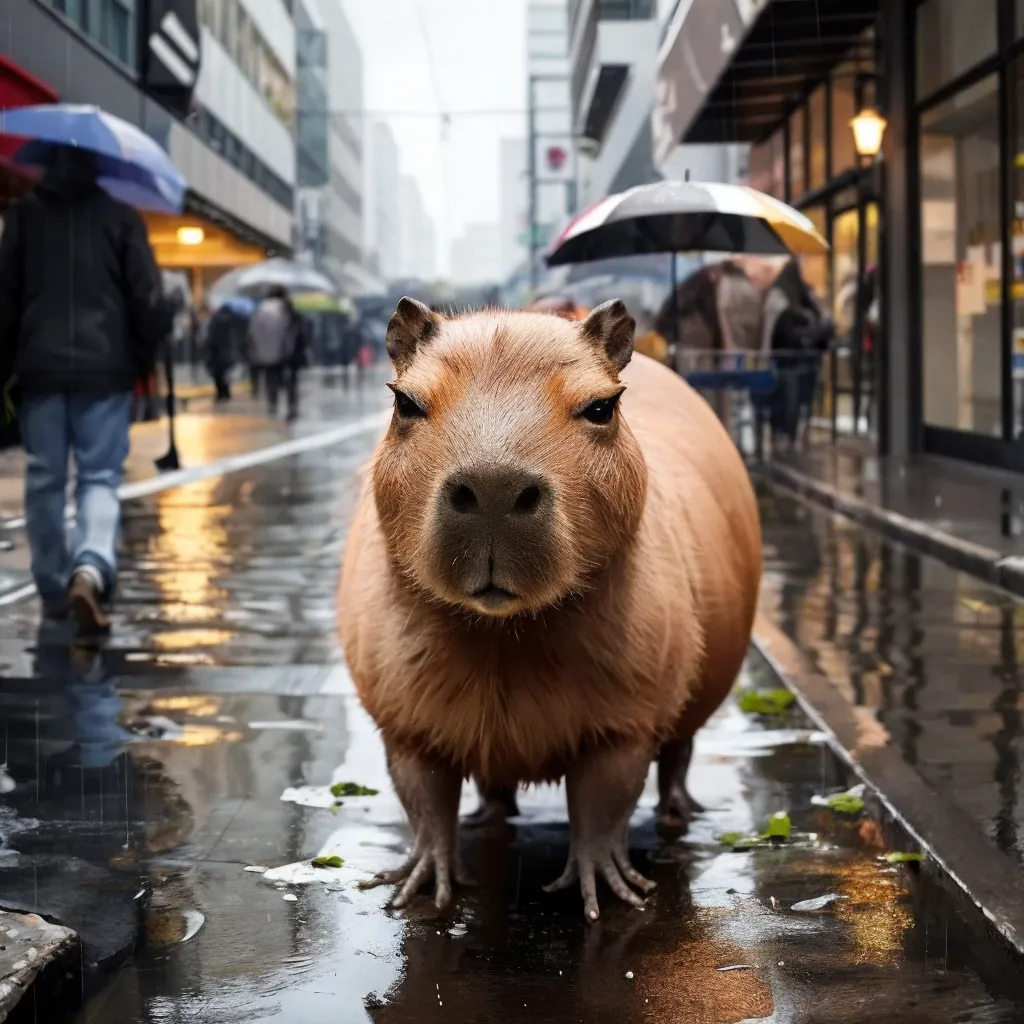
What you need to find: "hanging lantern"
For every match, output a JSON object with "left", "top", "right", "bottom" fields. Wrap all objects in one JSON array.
[{"left": 850, "top": 107, "right": 887, "bottom": 159}]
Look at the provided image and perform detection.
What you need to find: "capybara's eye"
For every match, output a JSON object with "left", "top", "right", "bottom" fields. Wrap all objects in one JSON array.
[
  {"left": 391, "top": 388, "right": 427, "bottom": 420},
  {"left": 579, "top": 391, "right": 623, "bottom": 425}
]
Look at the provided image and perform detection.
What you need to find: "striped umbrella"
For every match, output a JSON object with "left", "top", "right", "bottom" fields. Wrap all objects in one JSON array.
[{"left": 547, "top": 180, "right": 828, "bottom": 267}]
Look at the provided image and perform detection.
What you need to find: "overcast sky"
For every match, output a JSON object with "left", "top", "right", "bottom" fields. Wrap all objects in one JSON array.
[{"left": 341, "top": 0, "right": 529, "bottom": 273}]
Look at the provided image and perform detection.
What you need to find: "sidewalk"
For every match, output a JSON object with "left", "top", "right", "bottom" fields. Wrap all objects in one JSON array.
[
  {"left": 753, "top": 467, "right": 1024, "bottom": 962},
  {"left": 757, "top": 443, "right": 1024, "bottom": 595}
]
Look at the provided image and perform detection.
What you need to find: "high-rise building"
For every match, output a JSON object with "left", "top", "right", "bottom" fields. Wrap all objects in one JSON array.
[
  {"left": 499, "top": 138, "right": 528, "bottom": 282},
  {"left": 525, "top": 2, "right": 574, "bottom": 285},
  {"left": 363, "top": 121, "right": 402, "bottom": 284},
  {"left": 399, "top": 175, "right": 436, "bottom": 282},
  {"left": 293, "top": 0, "right": 366, "bottom": 293},
  {"left": 450, "top": 223, "right": 503, "bottom": 287}
]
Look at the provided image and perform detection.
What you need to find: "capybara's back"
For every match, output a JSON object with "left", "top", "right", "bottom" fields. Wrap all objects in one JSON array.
[{"left": 339, "top": 298, "right": 761, "bottom": 919}]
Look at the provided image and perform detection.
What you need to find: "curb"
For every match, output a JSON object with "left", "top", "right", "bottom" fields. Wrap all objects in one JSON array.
[
  {"left": 755, "top": 459, "right": 1024, "bottom": 597},
  {"left": 752, "top": 612, "right": 1024, "bottom": 963}
]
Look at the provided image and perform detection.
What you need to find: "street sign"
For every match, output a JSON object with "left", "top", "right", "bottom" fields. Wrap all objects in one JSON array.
[{"left": 518, "top": 224, "right": 552, "bottom": 247}]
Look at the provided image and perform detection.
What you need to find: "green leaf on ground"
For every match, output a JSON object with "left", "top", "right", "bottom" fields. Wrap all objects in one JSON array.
[
  {"left": 737, "top": 689, "right": 796, "bottom": 715},
  {"left": 330, "top": 782, "right": 380, "bottom": 798},
  {"left": 762, "top": 811, "right": 792, "bottom": 840},
  {"left": 884, "top": 851, "right": 924, "bottom": 864},
  {"left": 825, "top": 792, "right": 865, "bottom": 815},
  {"left": 718, "top": 832, "right": 744, "bottom": 847},
  {"left": 311, "top": 855, "right": 345, "bottom": 869}
]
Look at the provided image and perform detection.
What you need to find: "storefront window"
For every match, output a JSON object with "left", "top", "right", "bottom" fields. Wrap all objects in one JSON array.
[
  {"left": 789, "top": 108, "right": 805, "bottom": 201},
  {"left": 748, "top": 130, "right": 784, "bottom": 198},
  {"left": 1010, "top": 59, "right": 1024, "bottom": 437},
  {"left": 832, "top": 204, "right": 860, "bottom": 343},
  {"left": 808, "top": 84, "right": 827, "bottom": 190},
  {"left": 769, "top": 128, "right": 785, "bottom": 200},
  {"left": 747, "top": 138, "right": 772, "bottom": 195},
  {"left": 920, "top": 75, "right": 1002, "bottom": 437},
  {"left": 917, "top": 0, "right": 997, "bottom": 101},
  {"left": 799, "top": 205, "right": 829, "bottom": 308},
  {"left": 831, "top": 65, "right": 856, "bottom": 177}
]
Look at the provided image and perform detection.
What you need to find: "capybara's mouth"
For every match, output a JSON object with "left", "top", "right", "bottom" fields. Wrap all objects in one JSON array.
[{"left": 469, "top": 584, "right": 519, "bottom": 613}]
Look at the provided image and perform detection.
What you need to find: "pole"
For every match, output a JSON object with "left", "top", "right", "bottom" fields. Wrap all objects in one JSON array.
[
  {"left": 670, "top": 252, "right": 678, "bottom": 345},
  {"left": 527, "top": 75, "right": 538, "bottom": 294}
]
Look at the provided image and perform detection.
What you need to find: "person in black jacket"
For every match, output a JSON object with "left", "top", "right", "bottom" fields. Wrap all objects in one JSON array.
[{"left": 0, "top": 145, "right": 172, "bottom": 634}]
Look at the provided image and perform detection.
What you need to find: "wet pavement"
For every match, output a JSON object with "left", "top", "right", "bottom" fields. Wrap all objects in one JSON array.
[
  {"left": 770, "top": 442, "right": 1024, "bottom": 561},
  {"left": 0, "top": 385, "right": 1022, "bottom": 1021}
]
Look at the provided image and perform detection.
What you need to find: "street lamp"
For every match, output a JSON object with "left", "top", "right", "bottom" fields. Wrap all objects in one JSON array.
[
  {"left": 177, "top": 226, "right": 205, "bottom": 246},
  {"left": 850, "top": 106, "right": 887, "bottom": 159}
]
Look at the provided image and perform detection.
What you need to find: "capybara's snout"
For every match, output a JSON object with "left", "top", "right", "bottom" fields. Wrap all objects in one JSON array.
[{"left": 431, "top": 462, "right": 560, "bottom": 616}]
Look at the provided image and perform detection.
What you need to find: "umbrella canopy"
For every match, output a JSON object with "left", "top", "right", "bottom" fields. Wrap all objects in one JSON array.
[
  {"left": 0, "top": 104, "right": 186, "bottom": 214},
  {"left": 211, "top": 294, "right": 257, "bottom": 317},
  {"left": 291, "top": 290, "right": 343, "bottom": 314},
  {"left": 210, "top": 258, "right": 334, "bottom": 300},
  {"left": 547, "top": 180, "right": 829, "bottom": 267}
]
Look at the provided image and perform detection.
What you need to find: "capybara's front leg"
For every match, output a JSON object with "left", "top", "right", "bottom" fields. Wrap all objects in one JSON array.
[
  {"left": 358, "top": 746, "right": 468, "bottom": 909},
  {"left": 544, "top": 741, "right": 657, "bottom": 921},
  {"left": 462, "top": 781, "right": 520, "bottom": 828},
  {"left": 656, "top": 736, "right": 704, "bottom": 834}
]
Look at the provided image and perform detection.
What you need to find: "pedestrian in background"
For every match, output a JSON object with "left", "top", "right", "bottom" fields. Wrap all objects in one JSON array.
[
  {"left": 0, "top": 145, "right": 172, "bottom": 634},
  {"left": 246, "top": 285, "right": 302, "bottom": 421},
  {"left": 204, "top": 302, "right": 236, "bottom": 403}
]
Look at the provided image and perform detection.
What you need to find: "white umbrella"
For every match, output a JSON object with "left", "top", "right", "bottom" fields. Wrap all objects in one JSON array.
[{"left": 210, "top": 258, "right": 335, "bottom": 300}]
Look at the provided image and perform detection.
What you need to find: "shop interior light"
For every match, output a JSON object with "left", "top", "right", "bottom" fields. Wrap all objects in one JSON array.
[
  {"left": 850, "top": 107, "right": 887, "bottom": 159},
  {"left": 177, "top": 226, "right": 205, "bottom": 246}
]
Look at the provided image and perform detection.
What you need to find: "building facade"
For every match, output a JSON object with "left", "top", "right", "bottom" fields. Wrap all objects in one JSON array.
[
  {"left": 2, "top": 0, "right": 297, "bottom": 304},
  {"left": 526, "top": 0, "right": 575, "bottom": 281},
  {"left": 653, "top": 0, "right": 1024, "bottom": 475},
  {"left": 293, "top": 0, "right": 365, "bottom": 292},
  {"left": 399, "top": 174, "right": 436, "bottom": 282},
  {"left": 363, "top": 121, "right": 401, "bottom": 285},
  {"left": 450, "top": 222, "right": 503, "bottom": 287},
  {"left": 569, "top": 0, "right": 660, "bottom": 206}
]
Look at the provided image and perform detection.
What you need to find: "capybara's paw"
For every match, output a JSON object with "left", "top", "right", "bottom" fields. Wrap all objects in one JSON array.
[
  {"left": 461, "top": 785, "right": 520, "bottom": 830},
  {"left": 656, "top": 787, "right": 705, "bottom": 837},
  {"left": 543, "top": 837, "right": 655, "bottom": 921},
  {"left": 359, "top": 837, "right": 474, "bottom": 910}
]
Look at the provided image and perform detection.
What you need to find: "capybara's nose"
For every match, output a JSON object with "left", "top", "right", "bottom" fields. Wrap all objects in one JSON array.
[{"left": 442, "top": 467, "right": 550, "bottom": 521}]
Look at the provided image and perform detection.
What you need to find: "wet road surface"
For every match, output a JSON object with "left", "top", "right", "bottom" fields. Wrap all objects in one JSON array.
[{"left": 0, "top": 387, "right": 1021, "bottom": 1022}]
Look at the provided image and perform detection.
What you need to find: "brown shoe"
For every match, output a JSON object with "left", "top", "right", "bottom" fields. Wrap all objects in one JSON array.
[{"left": 69, "top": 571, "right": 111, "bottom": 635}]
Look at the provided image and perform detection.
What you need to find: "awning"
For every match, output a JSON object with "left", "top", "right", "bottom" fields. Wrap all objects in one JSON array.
[
  {"left": 0, "top": 54, "right": 58, "bottom": 172},
  {"left": 653, "top": 0, "right": 878, "bottom": 159}
]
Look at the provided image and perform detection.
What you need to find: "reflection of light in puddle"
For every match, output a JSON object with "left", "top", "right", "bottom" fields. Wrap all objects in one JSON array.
[
  {"left": 181, "top": 910, "right": 205, "bottom": 942},
  {"left": 154, "top": 629, "right": 236, "bottom": 650},
  {"left": 125, "top": 651, "right": 217, "bottom": 667},
  {"left": 148, "top": 695, "right": 223, "bottom": 718}
]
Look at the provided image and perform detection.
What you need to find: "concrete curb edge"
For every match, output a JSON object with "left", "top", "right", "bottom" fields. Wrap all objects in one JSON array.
[{"left": 754, "top": 460, "right": 1024, "bottom": 596}]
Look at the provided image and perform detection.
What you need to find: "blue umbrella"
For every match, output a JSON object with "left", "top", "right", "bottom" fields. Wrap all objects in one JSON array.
[
  {"left": 0, "top": 104, "right": 186, "bottom": 214},
  {"left": 212, "top": 294, "right": 257, "bottom": 317}
]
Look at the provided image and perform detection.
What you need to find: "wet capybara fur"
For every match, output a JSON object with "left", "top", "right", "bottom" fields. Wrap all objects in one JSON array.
[{"left": 339, "top": 297, "right": 761, "bottom": 918}]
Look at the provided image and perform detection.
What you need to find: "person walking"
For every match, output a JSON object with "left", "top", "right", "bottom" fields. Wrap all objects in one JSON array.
[
  {"left": 246, "top": 285, "right": 302, "bottom": 420},
  {"left": 204, "top": 303, "right": 236, "bottom": 402},
  {"left": 0, "top": 146, "right": 172, "bottom": 634}
]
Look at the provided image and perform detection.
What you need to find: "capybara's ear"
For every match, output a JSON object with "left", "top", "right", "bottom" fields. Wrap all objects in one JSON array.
[
  {"left": 581, "top": 299, "right": 635, "bottom": 372},
  {"left": 386, "top": 297, "right": 441, "bottom": 373}
]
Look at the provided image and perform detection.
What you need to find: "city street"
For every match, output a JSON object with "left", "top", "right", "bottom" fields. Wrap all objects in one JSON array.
[{"left": 0, "top": 381, "right": 1019, "bottom": 1023}]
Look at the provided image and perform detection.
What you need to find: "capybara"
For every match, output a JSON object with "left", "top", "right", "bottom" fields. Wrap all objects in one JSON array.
[{"left": 339, "top": 297, "right": 761, "bottom": 919}]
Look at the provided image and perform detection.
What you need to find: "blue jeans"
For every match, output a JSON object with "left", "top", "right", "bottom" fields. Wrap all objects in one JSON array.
[{"left": 20, "top": 391, "right": 132, "bottom": 607}]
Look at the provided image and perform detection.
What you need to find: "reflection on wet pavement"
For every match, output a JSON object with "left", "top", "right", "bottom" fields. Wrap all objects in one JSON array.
[
  {"left": 758, "top": 484, "right": 1024, "bottom": 865},
  {"left": 0, "top": 394, "right": 1019, "bottom": 1021}
]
